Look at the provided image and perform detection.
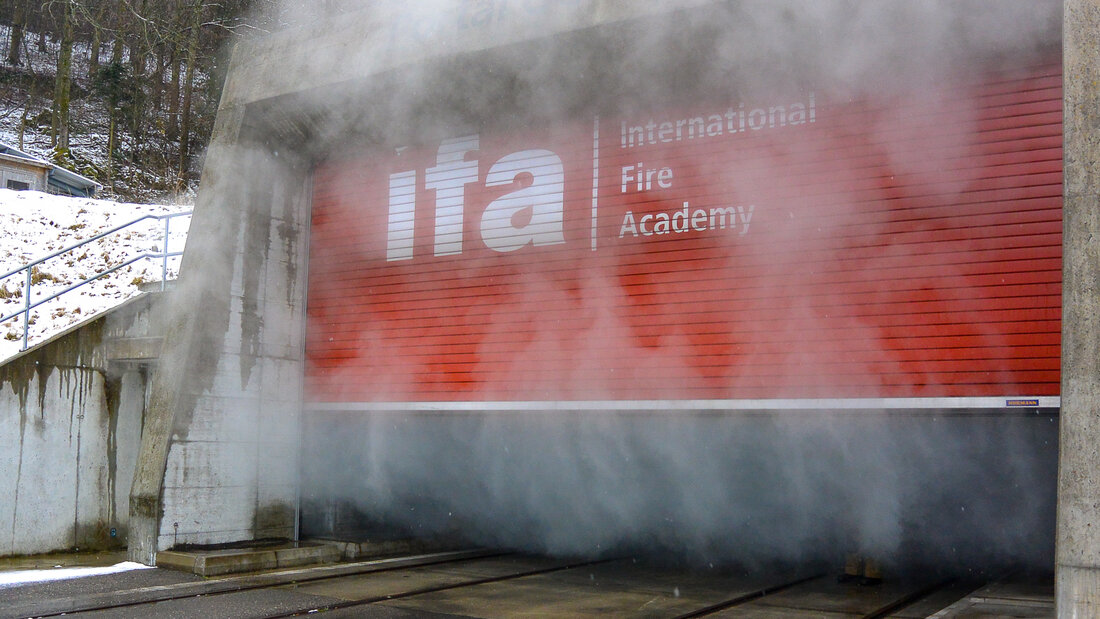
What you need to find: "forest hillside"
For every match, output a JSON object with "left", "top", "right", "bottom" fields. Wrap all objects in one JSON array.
[{"left": 0, "top": 0, "right": 319, "bottom": 203}]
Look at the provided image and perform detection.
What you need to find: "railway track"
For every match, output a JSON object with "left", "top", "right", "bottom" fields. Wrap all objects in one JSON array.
[{"left": 0, "top": 550, "right": 1017, "bottom": 618}]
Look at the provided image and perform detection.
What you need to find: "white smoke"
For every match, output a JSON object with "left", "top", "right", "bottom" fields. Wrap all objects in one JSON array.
[{"left": 235, "top": 0, "right": 1064, "bottom": 574}]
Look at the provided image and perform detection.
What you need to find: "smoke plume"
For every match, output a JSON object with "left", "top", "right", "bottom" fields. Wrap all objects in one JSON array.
[{"left": 231, "top": 0, "right": 1063, "bottom": 574}]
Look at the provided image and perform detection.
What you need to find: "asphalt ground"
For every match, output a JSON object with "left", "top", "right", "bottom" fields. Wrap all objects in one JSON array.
[{"left": 0, "top": 551, "right": 1054, "bottom": 618}]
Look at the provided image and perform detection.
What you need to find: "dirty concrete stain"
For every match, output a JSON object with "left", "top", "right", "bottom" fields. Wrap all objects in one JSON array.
[
  {"left": 6, "top": 371, "right": 33, "bottom": 555},
  {"left": 255, "top": 501, "right": 296, "bottom": 533},
  {"left": 33, "top": 366, "right": 48, "bottom": 434},
  {"left": 277, "top": 219, "right": 300, "bottom": 306},
  {"left": 240, "top": 182, "right": 274, "bottom": 389},
  {"left": 274, "top": 177, "right": 306, "bottom": 307},
  {"left": 71, "top": 372, "right": 84, "bottom": 552},
  {"left": 104, "top": 372, "right": 121, "bottom": 532},
  {"left": 75, "top": 519, "right": 113, "bottom": 549},
  {"left": 1, "top": 297, "right": 158, "bottom": 557}
]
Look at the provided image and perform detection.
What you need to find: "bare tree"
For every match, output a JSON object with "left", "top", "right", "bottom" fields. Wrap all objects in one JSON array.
[
  {"left": 51, "top": 0, "right": 76, "bottom": 153},
  {"left": 86, "top": 0, "right": 110, "bottom": 78},
  {"left": 176, "top": 0, "right": 202, "bottom": 189},
  {"left": 4, "top": 0, "right": 282, "bottom": 198},
  {"left": 7, "top": 1, "right": 28, "bottom": 66}
]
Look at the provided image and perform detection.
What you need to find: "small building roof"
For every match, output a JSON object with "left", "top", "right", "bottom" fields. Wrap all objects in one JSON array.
[
  {"left": 0, "top": 142, "right": 102, "bottom": 197},
  {"left": 0, "top": 145, "right": 51, "bottom": 170}
]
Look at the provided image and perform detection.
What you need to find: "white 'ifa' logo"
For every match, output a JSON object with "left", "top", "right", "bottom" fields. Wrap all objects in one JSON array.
[{"left": 386, "top": 134, "right": 566, "bottom": 261}]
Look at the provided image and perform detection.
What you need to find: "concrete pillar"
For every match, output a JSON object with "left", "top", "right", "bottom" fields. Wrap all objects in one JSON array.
[
  {"left": 128, "top": 98, "right": 312, "bottom": 564},
  {"left": 1058, "top": 0, "right": 1100, "bottom": 615}
]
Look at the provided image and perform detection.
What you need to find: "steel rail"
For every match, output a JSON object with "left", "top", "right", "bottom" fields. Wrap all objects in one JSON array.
[
  {"left": 860, "top": 578, "right": 957, "bottom": 619},
  {"left": 0, "top": 251, "right": 185, "bottom": 326},
  {"left": 272, "top": 556, "right": 621, "bottom": 618},
  {"left": 671, "top": 573, "right": 825, "bottom": 618},
  {"left": 0, "top": 211, "right": 191, "bottom": 350},
  {"left": 0, "top": 212, "right": 190, "bottom": 282},
  {"left": 18, "top": 549, "right": 504, "bottom": 619}
]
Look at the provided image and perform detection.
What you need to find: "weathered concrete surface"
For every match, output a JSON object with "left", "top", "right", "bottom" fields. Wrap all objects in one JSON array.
[
  {"left": 1058, "top": 0, "right": 1100, "bottom": 615},
  {"left": 156, "top": 542, "right": 339, "bottom": 576},
  {"left": 127, "top": 109, "right": 311, "bottom": 562},
  {"left": 220, "top": 0, "right": 714, "bottom": 110},
  {"left": 0, "top": 294, "right": 158, "bottom": 557}
]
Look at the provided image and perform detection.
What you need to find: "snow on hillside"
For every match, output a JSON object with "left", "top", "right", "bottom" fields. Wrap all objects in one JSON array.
[
  {"left": 0, "top": 189, "right": 190, "bottom": 362},
  {"left": 0, "top": 23, "right": 202, "bottom": 203}
]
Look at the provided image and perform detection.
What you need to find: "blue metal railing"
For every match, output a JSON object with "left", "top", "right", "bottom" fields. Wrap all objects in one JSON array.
[{"left": 0, "top": 211, "right": 192, "bottom": 351}]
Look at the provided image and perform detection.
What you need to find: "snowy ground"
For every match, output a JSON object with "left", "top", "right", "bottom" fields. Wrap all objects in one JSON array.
[
  {"left": 0, "top": 188, "right": 190, "bottom": 362},
  {"left": 0, "top": 562, "right": 151, "bottom": 588}
]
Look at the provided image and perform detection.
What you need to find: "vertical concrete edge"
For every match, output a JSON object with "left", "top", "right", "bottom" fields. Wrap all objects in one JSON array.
[
  {"left": 127, "top": 103, "right": 249, "bottom": 566},
  {"left": 1058, "top": 0, "right": 1100, "bottom": 615}
]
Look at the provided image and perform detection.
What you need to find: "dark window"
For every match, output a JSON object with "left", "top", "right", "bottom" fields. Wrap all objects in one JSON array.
[{"left": 6, "top": 180, "right": 30, "bottom": 191}]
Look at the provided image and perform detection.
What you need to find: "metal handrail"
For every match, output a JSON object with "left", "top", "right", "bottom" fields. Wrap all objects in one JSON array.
[{"left": 1, "top": 211, "right": 192, "bottom": 351}]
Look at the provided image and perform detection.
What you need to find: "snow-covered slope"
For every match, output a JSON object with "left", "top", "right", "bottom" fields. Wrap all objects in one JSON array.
[{"left": 0, "top": 189, "right": 190, "bottom": 362}]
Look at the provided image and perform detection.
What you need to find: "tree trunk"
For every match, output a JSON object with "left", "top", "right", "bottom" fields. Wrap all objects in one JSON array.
[
  {"left": 108, "top": 114, "right": 117, "bottom": 158},
  {"left": 88, "top": 2, "right": 108, "bottom": 79},
  {"left": 52, "top": 0, "right": 75, "bottom": 153},
  {"left": 152, "top": 45, "right": 165, "bottom": 116},
  {"left": 129, "top": 40, "right": 144, "bottom": 160},
  {"left": 18, "top": 102, "right": 29, "bottom": 150},
  {"left": 152, "top": 44, "right": 167, "bottom": 176},
  {"left": 128, "top": 0, "right": 150, "bottom": 163},
  {"left": 111, "top": 36, "right": 123, "bottom": 65},
  {"left": 89, "top": 35, "right": 101, "bottom": 79},
  {"left": 107, "top": 111, "right": 117, "bottom": 188},
  {"left": 7, "top": 4, "right": 25, "bottom": 66},
  {"left": 167, "top": 45, "right": 181, "bottom": 142},
  {"left": 177, "top": 0, "right": 203, "bottom": 188}
]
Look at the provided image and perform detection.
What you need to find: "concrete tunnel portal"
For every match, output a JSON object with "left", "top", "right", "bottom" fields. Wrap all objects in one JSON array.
[{"left": 87, "top": 0, "right": 1099, "bottom": 613}]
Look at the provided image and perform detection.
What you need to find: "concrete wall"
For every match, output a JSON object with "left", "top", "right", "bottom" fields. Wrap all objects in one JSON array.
[
  {"left": 127, "top": 130, "right": 311, "bottom": 562},
  {"left": 1057, "top": 0, "right": 1100, "bottom": 614},
  {"left": 147, "top": 149, "right": 310, "bottom": 554},
  {"left": 219, "top": 1, "right": 712, "bottom": 109},
  {"left": 0, "top": 156, "right": 49, "bottom": 193},
  {"left": 0, "top": 295, "right": 155, "bottom": 557}
]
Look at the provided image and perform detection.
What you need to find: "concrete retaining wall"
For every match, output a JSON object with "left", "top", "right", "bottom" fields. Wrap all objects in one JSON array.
[{"left": 0, "top": 295, "right": 155, "bottom": 557}]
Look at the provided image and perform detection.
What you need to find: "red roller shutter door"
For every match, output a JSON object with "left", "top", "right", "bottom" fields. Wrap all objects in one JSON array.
[{"left": 306, "top": 64, "right": 1062, "bottom": 405}]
